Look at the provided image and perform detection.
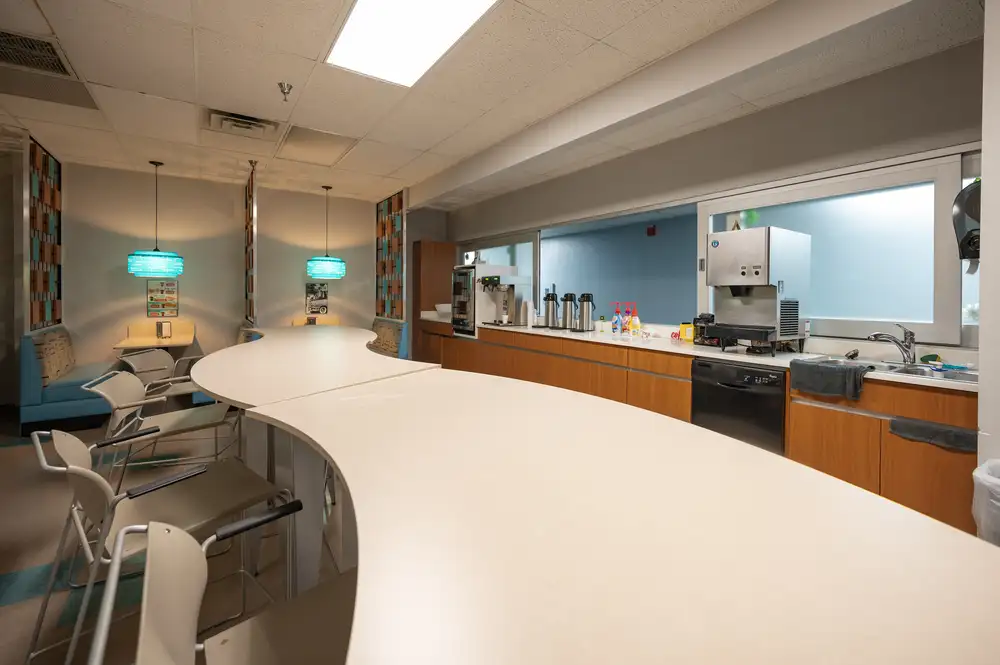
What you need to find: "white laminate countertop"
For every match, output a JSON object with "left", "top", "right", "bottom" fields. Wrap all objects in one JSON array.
[
  {"left": 468, "top": 321, "right": 979, "bottom": 393},
  {"left": 190, "top": 326, "right": 438, "bottom": 409},
  {"left": 249, "top": 366, "right": 1000, "bottom": 665}
]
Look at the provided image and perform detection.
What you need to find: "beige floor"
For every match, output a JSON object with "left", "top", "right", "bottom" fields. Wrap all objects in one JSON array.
[{"left": 0, "top": 416, "right": 347, "bottom": 665}]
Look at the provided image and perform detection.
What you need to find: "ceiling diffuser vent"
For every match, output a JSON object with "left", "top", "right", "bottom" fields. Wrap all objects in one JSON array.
[
  {"left": 208, "top": 110, "right": 281, "bottom": 140},
  {"left": 0, "top": 32, "right": 71, "bottom": 77}
]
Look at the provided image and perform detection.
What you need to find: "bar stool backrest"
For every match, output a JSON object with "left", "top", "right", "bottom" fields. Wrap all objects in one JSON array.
[
  {"left": 49, "top": 430, "right": 115, "bottom": 532},
  {"left": 136, "top": 523, "right": 208, "bottom": 665},
  {"left": 85, "top": 371, "right": 148, "bottom": 432},
  {"left": 121, "top": 349, "right": 174, "bottom": 385}
]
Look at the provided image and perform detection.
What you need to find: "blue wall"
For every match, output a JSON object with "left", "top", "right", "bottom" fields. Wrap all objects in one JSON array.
[{"left": 540, "top": 215, "right": 698, "bottom": 324}]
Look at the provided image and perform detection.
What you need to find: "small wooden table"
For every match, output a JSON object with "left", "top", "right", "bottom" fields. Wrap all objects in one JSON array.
[{"left": 114, "top": 319, "right": 195, "bottom": 350}]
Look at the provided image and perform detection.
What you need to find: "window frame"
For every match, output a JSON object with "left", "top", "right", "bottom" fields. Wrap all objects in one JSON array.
[{"left": 697, "top": 154, "right": 963, "bottom": 345}]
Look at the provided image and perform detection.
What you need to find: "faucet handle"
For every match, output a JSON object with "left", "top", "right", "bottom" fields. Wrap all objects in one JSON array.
[{"left": 895, "top": 323, "right": 915, "bottom": 342}]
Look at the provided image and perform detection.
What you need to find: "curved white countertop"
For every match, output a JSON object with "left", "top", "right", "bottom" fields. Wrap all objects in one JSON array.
[
  {"left": 191, "top": 326, "right": 437, "bottom": 409},
  {"left": 198, "top": 326, "right": 1000, "bottom": 664}
]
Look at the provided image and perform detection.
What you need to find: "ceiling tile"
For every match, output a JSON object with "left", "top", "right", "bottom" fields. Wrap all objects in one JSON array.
[
  {"left": 91, "top": 84, "right": 199, "bottom": 144},
  {"left": 390, "top": 151, "right": 458, "bottom": 184},
  {"left": 2, "top": 0, "right": 53, "bottom": 35},
  {"left": 199, "top": 128, "right": 276, "bottom": 157},
  {"left": 114, "top": 0, "right": 192, "bottom": 23},
  {"left": 118, "top": 134, "right": 204, "bottom": 172},
  {"left": 431, "top": 105, "right": 535, "bottom": 158},
  {"left": 414, "top": 0, "right": 595, "bottom": 109},
  {"left": 196, "top": 29, "right": 315, "bottom": 122},
  {"left": 494, "top": 41, "right": 640, "bottom": 126},
  {"left": 193, "top": 0, "right": 348, "bottom": 60},
  {"left": 21, "top": 118, "right": 128, "bottom": 162},
  {"left": 0, "top": 93, "right": 109, "bottom": 129},
  {"left": 38, "top": 0, "right": 197, "bottom": 102},
  {"left": 366, "top": 91, "right": 485, "bottom": 151},
  {"left": 262, "top": 157, "right": 335, "bottom": 186},
  {"left": 603, "top": 0, "right": 778, "bottom": 64},
  {"left": 519, "top": 0, "right": 661, "bottom": 40},
  {"left": 334, "top": 139, "right": 421, "bottom": 175},
  {"left": 276, "top": 126, "right": 356, "bottom": 166},
  {"left": 291, "top": 65, "right": 407, "bottom": 138}
]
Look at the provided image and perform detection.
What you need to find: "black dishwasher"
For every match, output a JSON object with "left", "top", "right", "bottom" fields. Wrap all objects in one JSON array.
[{"left": 690, "top": 359, "right": 786, "bottom": 455}]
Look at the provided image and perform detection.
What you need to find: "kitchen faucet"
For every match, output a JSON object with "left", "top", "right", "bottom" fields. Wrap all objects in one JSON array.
[{"left": 867, "top": 324, "right": 917, "bottom": 364}]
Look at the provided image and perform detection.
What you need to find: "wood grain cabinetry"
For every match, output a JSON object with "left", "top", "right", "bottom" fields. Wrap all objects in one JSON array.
[
  {"left": 880, "top": 421, "right": 977, "bottom": 534},
  {"left": 792, "top": 380, "right": 977, "bottom": 429},
  {"left": 626, "top": 372, "right": 691, "bottom": 422},
  {"left": 787, "top": 402, "right": 881, "bottom": 493},
  {"left": 413, "top": 320, "right": 452, "bottom": 364},
  {"left": 628, "top": 349, "right": 692, "bottom": 379}
]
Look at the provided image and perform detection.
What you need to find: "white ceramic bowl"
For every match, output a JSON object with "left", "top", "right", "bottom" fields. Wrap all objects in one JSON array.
[{"left": 435, "top": 304, "right": 451, "bottom": 315}]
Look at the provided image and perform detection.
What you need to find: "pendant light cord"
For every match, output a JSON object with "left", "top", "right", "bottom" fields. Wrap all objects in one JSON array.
[
  {"left": 323, "top": 185, "right": 332, "bottom": 257},
  {"left": 150, "top": 160, "right": 163, "bottom": 251}
]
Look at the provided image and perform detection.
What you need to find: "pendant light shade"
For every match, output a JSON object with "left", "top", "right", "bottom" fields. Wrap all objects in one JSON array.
[
  {"left": 306, "top": 185, "right": 346, "bottom": 280},
  {"left": 128, "top": 161, "right": 184, "bottom": 278}
]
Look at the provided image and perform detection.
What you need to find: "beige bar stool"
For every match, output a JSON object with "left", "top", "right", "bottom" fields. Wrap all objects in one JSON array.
[
  {"left": 87, "top": 518, "right": 354, "bottom": 665},
  {"left": 83, "top": 371, "right": 232, "bottom": 483},
  {"left": 26, "top": 429, "right": 293, "bottom": 665},
  {"left": 118, "top": 348, "right": 205, "bottom": 398}
]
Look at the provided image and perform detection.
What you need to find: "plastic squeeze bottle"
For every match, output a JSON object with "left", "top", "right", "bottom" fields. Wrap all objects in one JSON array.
[
  {"left": 611, "top": 302, "right": 622, "bottom": 335},
  {"left": 622, "top": 303, "right": 632, "bottom": 335},
  {"left": 630, "top": 303, "right": 641, "bottom": 337}
]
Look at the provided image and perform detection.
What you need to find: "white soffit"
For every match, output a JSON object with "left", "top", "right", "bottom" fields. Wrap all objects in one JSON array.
[{"left": 408, "top": 0, "right": 943, "bottom": 208}]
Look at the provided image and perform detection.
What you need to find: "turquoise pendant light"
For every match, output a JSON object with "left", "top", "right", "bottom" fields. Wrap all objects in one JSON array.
[
  {"left": 306, "top": 185, "right": 346, "bottom": 280},
  {"left": 128, "top": 161, "right": 184, "bottom": 278}
]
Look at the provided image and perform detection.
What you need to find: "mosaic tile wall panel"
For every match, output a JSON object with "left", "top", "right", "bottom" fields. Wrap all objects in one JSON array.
[
  {"left": 244, "top": 168, "right": 257, "bottom": 325},
  {"left": 28, "top": 140, "right": 62, "bottom": 331},
  {"left": 376, "top": 191, "right": 404, "bottom": 320}
]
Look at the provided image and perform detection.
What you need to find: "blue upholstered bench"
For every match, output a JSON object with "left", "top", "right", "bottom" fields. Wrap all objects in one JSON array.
[{"left": 20, "top": 326, "right": 114, "bottom": 429}]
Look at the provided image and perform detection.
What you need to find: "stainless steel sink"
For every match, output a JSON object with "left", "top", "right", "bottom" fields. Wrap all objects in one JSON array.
[
  {"left": 886, "top": 365, "right": 979, "bottom": 383},
  {"left": 815, "top": 357, "right": 899, "bottom": 372}
]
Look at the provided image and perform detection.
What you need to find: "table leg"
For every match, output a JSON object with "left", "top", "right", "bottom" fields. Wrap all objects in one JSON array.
[
  {"left": 288, "top": 435, "right": 328, "bottom": 595},
  {"left": 240, "top": 416, "right": 270, "bottom": 576}
]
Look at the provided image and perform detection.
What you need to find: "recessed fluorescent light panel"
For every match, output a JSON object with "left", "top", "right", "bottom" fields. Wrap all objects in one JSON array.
[{"left": 327, "top": 0, "right": 498, "bottom": 87}]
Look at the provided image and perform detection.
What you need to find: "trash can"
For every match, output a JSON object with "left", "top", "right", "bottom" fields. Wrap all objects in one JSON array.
[{"left": 973, "top": 460, "right": 1000, "bottom": 545}]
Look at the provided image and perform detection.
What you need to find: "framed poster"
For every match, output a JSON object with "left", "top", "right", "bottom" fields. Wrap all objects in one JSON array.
[
  {"left": 147, "top": 279, "right": 179, "bottom": 318},
  {"left": 305, "top": 282, "right": 328, "bottom": 315}
]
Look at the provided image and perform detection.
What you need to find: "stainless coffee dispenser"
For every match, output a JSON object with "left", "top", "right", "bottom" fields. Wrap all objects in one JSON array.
[
  {"left": 575, "top": 293, "right": 595, "bottom": 332},
  {"left": 560, "top": 293, "right": 577, "bottom": 329},
  {"left": 542, "top": 293, "right": 559, "bottom": 328}
]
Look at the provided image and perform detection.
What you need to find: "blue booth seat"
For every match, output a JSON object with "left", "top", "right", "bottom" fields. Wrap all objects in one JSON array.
[{"left": 20, "top": 326, "right": 114, "bottom": 427}]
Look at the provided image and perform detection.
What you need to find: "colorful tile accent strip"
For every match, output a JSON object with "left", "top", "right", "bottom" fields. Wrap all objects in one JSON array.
[
  {"left": 244, "top": 168, "right": 257, "bottom": 325},
  {"left": 376, "top": 191, "right": 404, "bottom": 320},
  {"left": 28, "top": 140, "right": 62, "bottom": 331}
]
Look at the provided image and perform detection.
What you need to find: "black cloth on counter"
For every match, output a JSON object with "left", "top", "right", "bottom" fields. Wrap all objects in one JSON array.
[
  {"left": 889, "top": 417, "right": 977, "bottom": 453},
  {"left": 789, "top": 358, "right": 874, "bottom": 401}
]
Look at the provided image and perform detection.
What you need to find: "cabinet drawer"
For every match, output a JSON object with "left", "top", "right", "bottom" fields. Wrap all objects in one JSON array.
[
  {"left": 626, "top": 372, "right": 691, "bottom": 422},
  {"left": 880, "top": 422, "right": 977, "bottom": 534},
  {"left": 628, "top": 349, "right": 692, "bottom": 379},
  {"left": 562, "top": 339, "right": 627, "bottom": 367},
  {"left": 478, "top": 328, "right": 515, "bottom": 346},
  {"left": 512, "top": 332, "right": 563, "bottom": 354}
]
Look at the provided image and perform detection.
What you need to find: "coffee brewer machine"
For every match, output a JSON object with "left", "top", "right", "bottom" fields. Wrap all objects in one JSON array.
[{"left": 705, "top": 227, "right": 811, "bottom": 356}]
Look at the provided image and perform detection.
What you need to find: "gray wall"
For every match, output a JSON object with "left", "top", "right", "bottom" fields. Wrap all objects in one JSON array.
[
  {"left": 62, "top": 164, "right": 245, "bottom": 364},
  {"left": 448, "top": 42, "right": 983, "bottom": 241},
  {"left": 256, "top": 187, "right": 374, "bottom": 329},
  {"left": 540, "top": 215, "right": 698, "bottom": 325}
]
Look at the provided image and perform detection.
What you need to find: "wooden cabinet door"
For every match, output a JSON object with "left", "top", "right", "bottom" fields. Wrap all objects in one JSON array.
[
  {"left": 880, "top": 422, "right": 977, "bottom": 534},
  {"left": 626, "top": 372, "right": 691, "bottom": 422},
  {"left": 787, "top": 402, "right": 881, "bottom": 493}
]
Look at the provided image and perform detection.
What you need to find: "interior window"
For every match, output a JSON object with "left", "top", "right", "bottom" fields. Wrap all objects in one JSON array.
[{"left": 713, "top": 182, "right": 936, "bottom": 323}]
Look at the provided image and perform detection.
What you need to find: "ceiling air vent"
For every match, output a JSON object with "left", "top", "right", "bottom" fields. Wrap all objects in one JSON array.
[
  {"left": 0, "top": 31, "right": 71, "bottom": 77},
  {"left": 208, "top": 110, "right": 280, "bottom": 140}
]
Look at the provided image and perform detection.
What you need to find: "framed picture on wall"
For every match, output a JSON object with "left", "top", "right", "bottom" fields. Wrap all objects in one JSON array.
[
  {"left": 305, "top": 282, "right": 329, "bottom": 315},
  {"left": 147, "top": 280, "right": 179, "bottom": 318}
]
